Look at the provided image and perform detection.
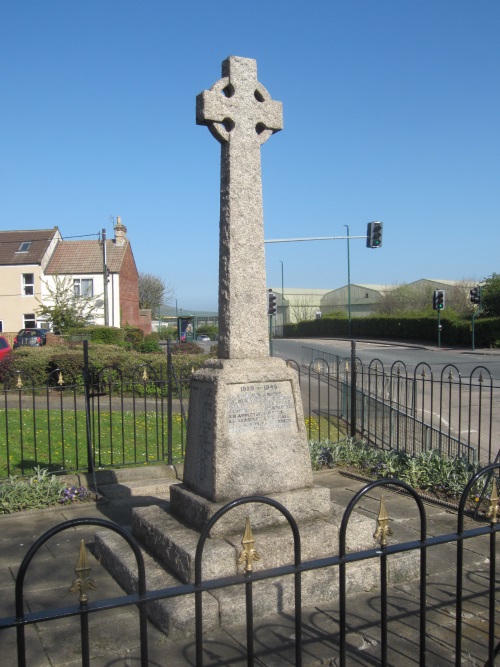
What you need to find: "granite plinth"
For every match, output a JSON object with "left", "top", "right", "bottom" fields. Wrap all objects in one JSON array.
[{"left": 183, "top": 357, "right": 312, "bottom": 503}]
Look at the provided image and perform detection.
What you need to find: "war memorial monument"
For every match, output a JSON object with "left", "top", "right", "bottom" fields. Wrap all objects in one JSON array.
[{"left": 96, "top": 56, "right": 414, "bottom": 637}]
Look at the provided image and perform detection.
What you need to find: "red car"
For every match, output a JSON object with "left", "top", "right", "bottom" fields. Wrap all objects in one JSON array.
[{"left": 0, "top": 335, "right": 11, "bottom": 361}]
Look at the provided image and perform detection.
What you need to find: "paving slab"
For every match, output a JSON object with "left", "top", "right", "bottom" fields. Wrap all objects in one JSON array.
[{"left": 0, "top": 469, "right": 498, "bottom": 666}]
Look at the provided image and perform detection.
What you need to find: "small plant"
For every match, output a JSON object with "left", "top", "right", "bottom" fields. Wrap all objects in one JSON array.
[
  {"left": 308, "top": 438, "right": 482, "bottom": 501},
  {"left": 59, "top": 485, "right": 93, "bottom": 504},
  {"left": 0, "top": 467, "right": 92, "bottom": 513}
]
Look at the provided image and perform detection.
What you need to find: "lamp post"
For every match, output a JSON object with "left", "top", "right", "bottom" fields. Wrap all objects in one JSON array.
[
  {"left": 343, "top": 224, "right": 352, "bottom": 337},
  {"left": 280, "top": 260, "right": 285, "bottom": 327}
]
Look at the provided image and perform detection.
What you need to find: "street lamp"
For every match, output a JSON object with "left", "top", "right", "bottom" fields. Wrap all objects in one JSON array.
[{"left": 343, "top": 224, "right": 352, "bottom": 337}]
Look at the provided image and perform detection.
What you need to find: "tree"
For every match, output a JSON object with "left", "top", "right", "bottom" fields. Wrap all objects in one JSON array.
[
  {"left": 481, "top": 273, "right": 500, "bottom": 317},
  {"left": 138, "top": 273, "right": 175, "bottom": 316},
  {"left": 289, "top": 296, "right": 321, "bottom": 322},
  {"left": 374, "top": 280, "right": 478, "bottom": 317},
  {"left": 36, "top": 275, "right": 100, "bottom": 333}
]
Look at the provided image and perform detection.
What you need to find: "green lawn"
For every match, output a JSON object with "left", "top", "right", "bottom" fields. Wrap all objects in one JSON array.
[
  {"left": 0, "top": 409, "right": 186, "bottom": 475},
  {"left": 1, "top": 408, "right": 345, "bottom": 477}
]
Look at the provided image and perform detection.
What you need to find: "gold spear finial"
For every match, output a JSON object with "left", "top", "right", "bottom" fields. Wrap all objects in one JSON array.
[
  {"left": 373, "top": 495, "right": 394, "bottom": 547},
  {"left": 57, "top": 372, "right": 64, "bottom": 386},
  {"left": 68, "top": 539, "right": 97, "bottom": 603},
  {"left": 486, "top": 480, "right": 499, "bottom": 524},
  {"left": 237, "top": 517, "right": 261, "bottom": 573}
]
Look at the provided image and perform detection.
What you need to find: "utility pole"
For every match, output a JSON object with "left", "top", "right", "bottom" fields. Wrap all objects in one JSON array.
[{"left": 102, "top": 228, "right": 109, "bottom": 326}]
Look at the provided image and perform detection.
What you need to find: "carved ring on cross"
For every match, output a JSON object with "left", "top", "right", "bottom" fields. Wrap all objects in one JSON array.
[{"left": 201, "top": 76, "right": 276, "bottom": 146}]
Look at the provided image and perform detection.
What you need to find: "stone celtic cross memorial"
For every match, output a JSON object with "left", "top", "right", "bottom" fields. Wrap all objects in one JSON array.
[
  {"left": 196, "top": 55, "right": 282, "bottom": 359},
  {"left": 170, "top": 55, "right": 326, "bottom": 519},
  {"left": 96, "top": 57, "right": 416, "bottom": 638}
]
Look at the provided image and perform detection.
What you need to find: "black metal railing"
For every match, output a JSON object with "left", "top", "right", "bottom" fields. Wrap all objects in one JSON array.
[
  {"left": 1, "top": 467, "right": 499, "bottom": 666},
  {"left": 301, "top": 344, "right": 497, "bottom": 464},
  {"left": 1, "top": 341, "right": 497, "bottom": 478},
  {"left": 0, "top": 341, "right": 192, "bottom": 477}
]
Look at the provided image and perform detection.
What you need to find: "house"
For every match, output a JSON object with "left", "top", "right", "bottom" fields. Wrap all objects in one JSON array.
[
  {"left": 0, "top": 218, "right": 149, "bottom": 333},
  {"left": 0, "top": 227, "right": 61, "bottom": 332},
  {"left": 44, "top": 218, "right": 144, "bottom": 330}
]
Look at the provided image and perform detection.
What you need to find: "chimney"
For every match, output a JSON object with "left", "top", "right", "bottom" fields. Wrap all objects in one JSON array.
[{"left": 114, "top": 216, "right": 128, "bottom": 246}]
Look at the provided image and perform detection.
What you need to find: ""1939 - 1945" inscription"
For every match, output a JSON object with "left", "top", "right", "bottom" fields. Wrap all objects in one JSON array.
[{"left": 227, "top": 381, "right": 297, "bottom": 433}]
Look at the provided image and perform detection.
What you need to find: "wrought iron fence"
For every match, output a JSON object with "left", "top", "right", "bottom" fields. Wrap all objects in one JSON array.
[
  {"left": 302, "top": 345, "right": 497, "bottom": 464},
  {"left": 0, "top": 342, "right": 192, "bottom": 478},
  {"left": 1, "top": 468, "right": 499, "bottom": 666},
  {"left": 2, "top": 341, "right": 497, "bottom": 478}
]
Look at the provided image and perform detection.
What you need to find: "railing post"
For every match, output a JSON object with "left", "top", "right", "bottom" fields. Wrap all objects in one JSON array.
[
  {"left": 167, "top": 339, "right": 173, "bottom": 466},
  {"left": 350, "top": 340, "right": 356, "bottom": 438},
  {"left": 83, "top": 341, "right": 94, "bottom": 475}
]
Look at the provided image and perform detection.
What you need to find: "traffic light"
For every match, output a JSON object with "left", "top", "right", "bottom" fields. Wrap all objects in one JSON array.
[
  {"left": 433, "top": 290, "right": 445, "bottom": 311},
  {"left": 470, "top": 286, "right": 481, "bottom": 305},
  {"left": 366, "top": 221, "right": 383, "bottom": 248},
  {"left": 268, "top": 291, "right": 277, "bottom": 316}
]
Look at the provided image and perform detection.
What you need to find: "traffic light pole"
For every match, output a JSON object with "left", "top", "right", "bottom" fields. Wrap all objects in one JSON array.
[
  {"left": 470, "top": 287, "right": 482, "bottom": 351},
  {"left": 437, "top": 310, "right": 441, "bottom": 349},
  {"left": 471, "top": 306, "right": 483, "bottom": 351},
  {"left": 269, "top": 314, "right": 273, "bottom": 356}
]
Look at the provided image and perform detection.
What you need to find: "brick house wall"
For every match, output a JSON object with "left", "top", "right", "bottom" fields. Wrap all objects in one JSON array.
[{"left": 118, "top": 245, "right": 142, "bottom": 328}]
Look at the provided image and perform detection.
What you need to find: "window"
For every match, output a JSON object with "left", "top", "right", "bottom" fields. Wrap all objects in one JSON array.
[
  {"left": 0, "top": 321, "right": 3, "bottom": 332},
  {"left": 17, "top": 241, "right": 32, "bottom": 253},
  {"left": 73, "top": 278, "right": 93, "bottom": 298},
  {"left": 22, "top": 273, "right": 35, "bottom": 296},
  {"left": 24, "top": 314, "right": 36, "bottom": 328}
]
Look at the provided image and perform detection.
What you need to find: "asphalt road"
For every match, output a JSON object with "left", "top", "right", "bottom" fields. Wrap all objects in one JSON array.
[
  {"left": 273, "top": 337, "right": 500, "bottom": 385},
  {"left": 273, "top": 337, "right": 500, "bottom": 460}
]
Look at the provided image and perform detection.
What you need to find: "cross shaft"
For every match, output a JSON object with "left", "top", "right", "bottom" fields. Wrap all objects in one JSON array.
[{"left": 197, "top": 56, "right": 283, "bottom": 359}]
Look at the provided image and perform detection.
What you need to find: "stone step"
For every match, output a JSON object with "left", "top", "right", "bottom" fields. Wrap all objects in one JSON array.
[
  {"left": 94, "top": 498, "right": 420, "bottom": 639},
  {"left": 63, "top": 464, "right": 182, "bottom": 492},
  {"left": 94, "top": 529, "right": 220, "bottom": 640},
  {"left": 98, "top": 479, "right": 173, "bottom": 499},
  {"left": 131, "top": 504, "right": 237, "bottom": 582},
  {"left": 94, "top": 464, "right": 180, "bottom": 485}
]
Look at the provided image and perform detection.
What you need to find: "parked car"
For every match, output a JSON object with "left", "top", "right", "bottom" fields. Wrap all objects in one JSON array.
[
  {"left": 13, "top": 328, "right": 48, "bottom": 349},
  {"left": 196, "top": 334, "right": 211, "bottom": 342},
  {"left": 0, "top": 335, "right": 11, "bottom": 360}
]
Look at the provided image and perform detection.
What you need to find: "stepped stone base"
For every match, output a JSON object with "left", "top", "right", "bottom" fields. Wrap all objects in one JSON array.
[
  {"left": 94, "top": 497, "right": 419, "bottom": 639},
  {"left": 169, "top": 482, "right": 331, "bottom": 536}
]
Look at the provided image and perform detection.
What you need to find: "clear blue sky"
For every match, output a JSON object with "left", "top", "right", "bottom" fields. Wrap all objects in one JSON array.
[{"left": 1, "top": 1, "right": 498, "bottom": 312}]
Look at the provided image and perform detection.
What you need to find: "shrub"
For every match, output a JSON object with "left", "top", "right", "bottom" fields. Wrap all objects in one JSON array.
[
  {"left": 138, "top": 336, "right": 162, "bottom": 353},
  {"left": 123, "top": 326, "right": 144, "bottom": 347},
  {"left": 285, "top": 314, "right": 500, "bottom": 348},
  {"left": 0, "top": 467, "right": 91, "bottom": 513},
  {"left": 171, "top": 342, "right": 203, "bottom": 355},
  {"left": 69, "top": 326, "right": 126, "bottom": 345},
  {"left": 309, "top": 438, "right": 482, "bottom": 500},
  {"left": 0, "top": 341, "right": 208, "bottom": 399}
]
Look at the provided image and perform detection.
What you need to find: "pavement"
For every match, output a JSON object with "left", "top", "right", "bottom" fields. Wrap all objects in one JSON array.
[{"left": 0, "top": 467, "right": 498, "bottom": 666}]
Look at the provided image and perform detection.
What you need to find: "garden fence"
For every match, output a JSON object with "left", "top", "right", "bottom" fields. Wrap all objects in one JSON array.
[{"left": 1, "top": 341, "right": 497, "bottom": 478}]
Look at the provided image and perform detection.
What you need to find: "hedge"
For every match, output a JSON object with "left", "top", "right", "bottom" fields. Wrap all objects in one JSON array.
[
  {"left": 284, "top": 315, "right": 500, "bottom": 348},
  {"left": 0, "top": 343, "right": 208, "bottom": 393}
]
